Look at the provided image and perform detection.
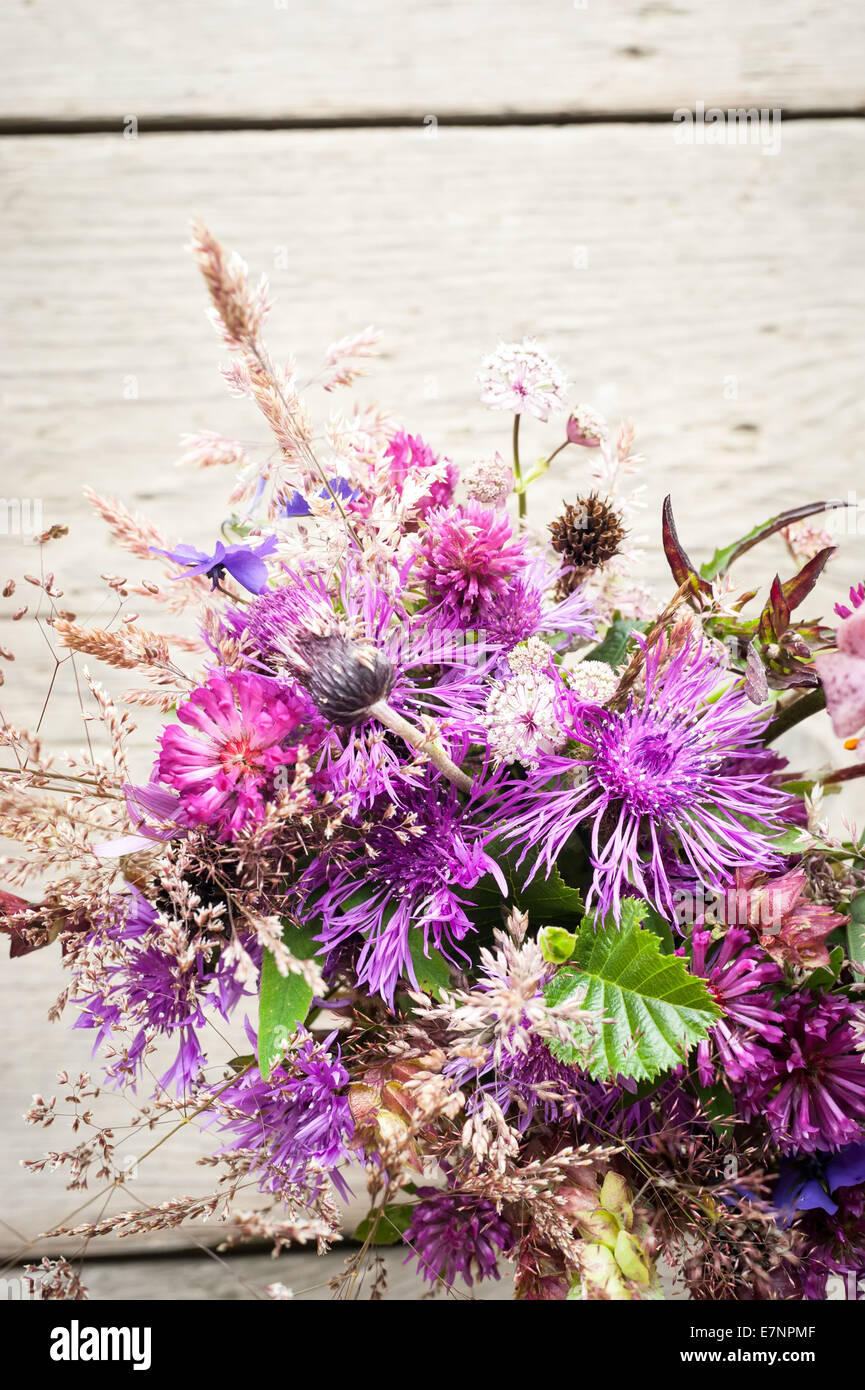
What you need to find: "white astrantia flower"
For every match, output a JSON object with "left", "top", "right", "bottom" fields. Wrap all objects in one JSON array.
[
  {"left": 477, "top": 339, "right": 567, "bottom": 422},
  {"left": 563, "top": 658, "right": 620, "bottom": 705},
  {"left": 483, "top": 669, "right": 565, "bottom": 769},
  {"left": 463, "top": 451, "right": 515, "bottom": 508}
]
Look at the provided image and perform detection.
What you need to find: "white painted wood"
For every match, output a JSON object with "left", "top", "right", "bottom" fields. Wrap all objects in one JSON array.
[
  {"left": 1, "top": 0, "right": 862, "bottom": 121},
  {"left": 0, "top": 121, "right": 863, "bottom": 1262}
]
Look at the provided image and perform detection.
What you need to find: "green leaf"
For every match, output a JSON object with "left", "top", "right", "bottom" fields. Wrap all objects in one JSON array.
[
  {"left": 258, "top": 949, "right": 314, "bottom": 1080},
  {"left": 544, "top": 900, "right": 721, "bottom": 1083},
  {"left": 408, "top": 935, "right": 452, "bottom": 998},
  {"left": 801, "top": 942, "right": 845, "bottom": 991},
  {"left": 585, "top": 615, "right": 646, "bottom": 669},
  {"left": 463, "top": 837, "right": 585, "bottom": 924},
  {"left": 700, "top": 500, "right": 845, "bottom": 581},
  {"left": 538, "top": 925, "right": 579, "bottom": 964},
  {"left": 693, "top": 1080, "right": 736, "bottom": 1137},
  {"left": 279, "top": 916, "right": 324, "bottom": 960},
  {"left": 848, "top": 893, "right": 865, "bottom": 980},
  {"left": 354, "top": 1203, "right": 414, "bottom": 1245}
]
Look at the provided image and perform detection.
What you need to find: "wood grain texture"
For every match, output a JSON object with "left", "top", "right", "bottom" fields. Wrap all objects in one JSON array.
[
  {"left": 1, "top": 121, "right": 864, "bottom": 1261},
  {"left": 1, "top": 1, "right": 863, "bottom": 121}
]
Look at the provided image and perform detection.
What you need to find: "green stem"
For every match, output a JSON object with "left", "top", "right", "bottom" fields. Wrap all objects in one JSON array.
[
  {"left": 764, "top": 687, "right": 826, "bottom": 745},
  {"left": 369, "top": 700, "right": 472, "bottom": 792},
  {"left": 513, "top": 414, "right": 526, "bottom": 522}
]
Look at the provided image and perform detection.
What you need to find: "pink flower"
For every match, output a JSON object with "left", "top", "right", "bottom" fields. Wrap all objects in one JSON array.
[
  {"left": 735, "top": 866, "right": 848, "bottom": 972},
  {"left": 477, "top": 340, "right": 566, "bottom": 421},
  {"left": 415, "top": 501, "right": 527, "bottom": 624},
  {"left": 815, "top": 598, "right": 865, "bottom": 742},
  {"left": 156, "top": 672, "right": 318, "bottom": 839},
  {"left": 384, "top": 430, "right": 457, "bottom": 516}
]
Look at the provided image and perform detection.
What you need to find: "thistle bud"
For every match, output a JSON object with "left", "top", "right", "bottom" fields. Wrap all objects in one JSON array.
[{"left": 290, "top": 632, "right": 396, "bottom": 727}]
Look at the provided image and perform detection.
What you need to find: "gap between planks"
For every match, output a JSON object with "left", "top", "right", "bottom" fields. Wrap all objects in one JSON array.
[{"left": 1, "top": 107, "right": 863, "bottom": 137}]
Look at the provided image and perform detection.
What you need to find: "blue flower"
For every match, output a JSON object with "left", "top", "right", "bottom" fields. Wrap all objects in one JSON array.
[
  {"left": 773, "top": 1142, "right": 865, "bottom": 1225},
  {"left": 152, "top": 535, "right": 278, "bottom": 594},
  {"left": 283, "top": 478, "right": 358, "bottom": 517}
]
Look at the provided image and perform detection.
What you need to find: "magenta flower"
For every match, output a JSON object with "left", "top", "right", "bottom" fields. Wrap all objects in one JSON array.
[
  {"left": 156, "top": 671, "right": 318, "bottom": 840},
  {"left": 835, "top": 580, "right": 865, "bottom": 620},
  {"left": 737, "top": 994, "right": 865, "bottom": 1153},
  {"left": 416, "top": 501, "right": 527, "bottom": 626},
  {"left": 384, "top": 430, "right": 457, "bottom": 515},
  {"left": 815, "top": 600, "right": 865, "bottom": 741},
  {"left": 404, "top": 1189, "right": 514, "bottom": 1288},
  {"left": 495, "top": 639, "right": 792, "bottom": 919},
  {"left": 688, "top": 927, "right": 784, "bottom": 1085}
]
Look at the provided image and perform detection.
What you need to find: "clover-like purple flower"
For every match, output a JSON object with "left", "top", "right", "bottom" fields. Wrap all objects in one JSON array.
[
  {"left": 736, "top": 993, "right": 865, "bottom": 1153},
  {"left": 404, "top": 1189, "right": 514, "bottom": 1288}
]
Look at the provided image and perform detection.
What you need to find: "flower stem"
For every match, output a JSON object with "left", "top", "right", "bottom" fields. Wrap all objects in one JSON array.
[
  {"left": 369, "top": 700, "right": 472, "bottom": 793},
  {"left": 764, "top": 686, "right": 826, "bottom": 745},
  {"left": 513, "top": 414, "right": 526, "bottom": 522}
]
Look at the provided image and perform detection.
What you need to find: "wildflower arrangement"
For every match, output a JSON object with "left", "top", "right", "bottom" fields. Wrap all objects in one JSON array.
[{"left": 4, "top": 225, "right": 865, "bottom": 1303}]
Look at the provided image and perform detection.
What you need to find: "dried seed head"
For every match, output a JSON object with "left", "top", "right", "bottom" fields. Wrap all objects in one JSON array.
[{"left": 549, "top": 493, "right": 626, "bottom": 596}]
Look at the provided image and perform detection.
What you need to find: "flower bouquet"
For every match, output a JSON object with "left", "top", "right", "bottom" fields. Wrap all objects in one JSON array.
[{"left": 4, "top": 225, "right": 865, "bottom": 1302}]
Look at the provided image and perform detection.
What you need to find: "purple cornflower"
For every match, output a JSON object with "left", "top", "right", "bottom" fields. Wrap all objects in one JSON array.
[
  {"left": 156, "top": 671, "right": 319, "bottom": 840},
  {"left": 73, "top": 891, "right": 254, "bottom": 1095},
  {"left": 241, "top": 563, "right": 492, "bottom": 810},
  {"left": 476, "top": 554, "right": 597, "bottom": 652},
  {"left": 495, "top": 638, "right": 792, "bottom": 919},
  {"left": 687, "top": 927, "right": 784, "bottom": 1085},
  {"left": 737, "top": 994, "right": 865, "bottom": 1153},
  {"left": 415, "top": 501, "right": 527, "bottom": 626},
  {"left": 404, "top": 1188, "right": 514, "bottom": 1288},
  {"left": 210, "top": 1027, "right": 353, "bottom": 1199},
  {"left": 384, "top": 430, "right": 457, "bottom": 515},
  {"left": 302, "top": 777, "right": 506, "bottom": 1006},
  {"left": 152, "top": 535, "right": 278, "bottom": 594}
]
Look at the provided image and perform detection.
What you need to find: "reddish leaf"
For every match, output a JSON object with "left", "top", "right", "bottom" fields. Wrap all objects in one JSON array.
[
  {"left": 758, "top": 575, "right": 791, "bottom": 642},
  {"left": 781, "top": 546, "right": 836, "bottom": 613},
  {"left": 661, "top": 496, "right": 712, "bottom": 598}
]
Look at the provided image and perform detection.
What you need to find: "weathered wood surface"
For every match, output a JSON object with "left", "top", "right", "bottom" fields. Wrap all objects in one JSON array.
[
  {"left": 1, "top": 1, "right": 862, "bottom": 122},
  {"left": 1, "top": 120, "right": 864, "bottom": 1269},
  {"left": 11, "top": 1247, "right": 517, "bottom": 1301}
]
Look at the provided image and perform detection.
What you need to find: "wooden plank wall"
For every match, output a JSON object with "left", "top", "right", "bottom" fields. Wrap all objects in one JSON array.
[{"left": 0, "top": 1, "right": 863, "bottom": 1296}]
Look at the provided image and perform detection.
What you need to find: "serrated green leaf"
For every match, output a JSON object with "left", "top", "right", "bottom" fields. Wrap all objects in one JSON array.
[
  {"left": 258, "top": 949, "right": 314, "bottom": 1080},
  {"left": 354, "top": 1202, "right": 415, "bottom": 1245},
  {"left": 544, "top": 902, "right": 721, "bottom": 1082}
]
